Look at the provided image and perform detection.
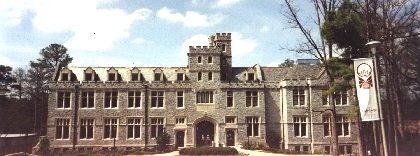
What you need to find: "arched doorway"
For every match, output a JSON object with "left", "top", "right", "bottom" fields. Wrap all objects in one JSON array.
[
  {"left": 226, "top": 130, "right": 235, "bottom": 146},
  {"left": 196, "top": 121, "right": 214, "bottom": 147},
  {"left": 175, "top": 131, "right": 185, "bottom": 149}
]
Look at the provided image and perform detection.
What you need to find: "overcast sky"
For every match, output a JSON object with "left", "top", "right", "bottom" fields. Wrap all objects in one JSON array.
[{"left": 0, "top": 0, "right": 317, "bottom": 69}]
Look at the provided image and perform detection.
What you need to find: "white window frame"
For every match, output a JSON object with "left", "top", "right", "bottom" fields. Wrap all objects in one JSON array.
[
  {"left": 246, "top": 91, "right": 258, "bottom": 107},
  {"left": 196, "top": 91, "right": 214, "bottom": 104},
  {"left": 55, "top": 118, "right": 70, "bottom": 140},
  {"left": 104, "top": 118, "right": 118, "bottom": 139},
  {"left": 127, "top": 118, "right": 142, "bottom": 139},
  {"left": 246, "top": 117, "right": 259, "bottom": 137},
  {"left": 337, "top": 116, "right": 350, "bottom": 137},
  {"left": 293, "top": 116, "right": 308, "bottom": 137},
  {"left": 293, "top": 89, "right": 305, "bottom": 106},
  {"left": 175, "top": 117, "right": 186, "bottom": 124},
  {"left": 57, "top": 92, "right": 71, "bottom": 109},
  {"left": 225, "top": 116, "right": 236, "bottom": 124},
  {"left": 81, "top": 91, "right": 95, "bottom": 109},
  {"left": 226, "top": 91, "right": 234, "bottom": 107},
  {"left": 177, "top": 91, "right": 184, "bottom": 108},
  {"left": 80, "top": 118, "right": 94, "bottom": 140},
  {"left": 151, "top": 91, "right": 164, "bottom": 108},
  {"left": 104, "top": 91, "right": 118, "bottom": 109},
  {"left": 335, "top": 90, "right": 348, "bottom": 105},
  {"left": 150, "top": 118, "right": 165, "bottom": 138},
  {"left": 128, "top": 91, "right": 141, "bottom": 109}
]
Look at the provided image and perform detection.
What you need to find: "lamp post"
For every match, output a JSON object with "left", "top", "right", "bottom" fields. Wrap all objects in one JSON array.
[{"left": 366, "top": 41, "right": 388, "bottom": 156}]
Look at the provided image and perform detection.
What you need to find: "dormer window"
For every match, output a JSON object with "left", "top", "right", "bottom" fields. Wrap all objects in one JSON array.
[
  {"left": 208, "top": 56, "right": 213, "bottom": 63},
  {"left": 154, "top": 73, "right": 161, "bottom": 81},
  {"left": 84, "top": 67, "right": 95, "bottom": 81},
  {"left": 198, "top": 56, "right": 202, "bottom": 63},
  {"left": 131, "top": 67, "right": 141, "bottom": 81},
  {"left": 177, "top": 73, "right": 184, "bottom": 81},
  {"left": 107, "top": 67, "right": 119, "bottom": 81},
  {"left": 61, "top": 73, "right": 69, "bottom": 81},
  {"left": 248, "top": 73, "right": 255, "bottom": 81},
  {"left": 85, "top": 73, "right": 92, "bottom": 81},
  {"left": 109, "top": 73, "right": 115, "bottom": 81}
]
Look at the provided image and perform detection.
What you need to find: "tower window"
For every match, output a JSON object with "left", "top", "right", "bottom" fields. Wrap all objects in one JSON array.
[
  {"left": 208, "top": 72, "right": 213, "bottom": 81},
  {"left": 208, "top": 56, "right": 213, "bottom": 63},
  {"left": 222, "top": 44, "right": 226, "bottom": 51},
  {"left": 198, "top": 72, "right": 202, "bottom": 81},
  {"left": 198, "top": 56, "right": 202, "bottom": 63}
]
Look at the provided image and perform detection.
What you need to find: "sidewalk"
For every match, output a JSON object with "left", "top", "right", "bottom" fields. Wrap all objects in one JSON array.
[{"left": 151, "top": 147, "right": 331, "bottom": 156}]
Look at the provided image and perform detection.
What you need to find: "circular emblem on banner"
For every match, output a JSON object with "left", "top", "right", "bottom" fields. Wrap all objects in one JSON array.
[{"left": 357, "top": 63, "right": 373, "bottom": 89}]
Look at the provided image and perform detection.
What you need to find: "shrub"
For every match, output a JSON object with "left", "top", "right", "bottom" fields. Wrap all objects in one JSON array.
[
  {"left": 179, "top": 147, "right": 239, "bottom": 155},
  {"left": 241, "top": 141, "right": 269, "bottom": 150},
  {"left": 156, "top": 131, "right": 171, "bottom": 151}
]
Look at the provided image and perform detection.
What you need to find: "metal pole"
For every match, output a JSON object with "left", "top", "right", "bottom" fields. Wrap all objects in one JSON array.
[{"left": 367, "top": 41, "right": 388, "bottom": 156}]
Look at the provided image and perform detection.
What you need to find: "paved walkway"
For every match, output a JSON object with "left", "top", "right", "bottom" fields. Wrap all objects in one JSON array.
[{"left": 151, "top": 147, "right": 332, "bottom": 156}]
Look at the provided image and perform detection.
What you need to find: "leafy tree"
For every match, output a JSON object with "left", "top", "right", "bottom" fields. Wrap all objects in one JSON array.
[
  {"left": 278, "top": 58, "right": 295, "bottom": 67},
  {"left": 0, "top": 65, "right": 16, "bottom": 90},
  {"left": 33, "top": 44, "right": 73, "bottom": 77}
]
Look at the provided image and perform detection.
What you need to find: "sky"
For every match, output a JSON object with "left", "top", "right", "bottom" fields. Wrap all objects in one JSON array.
[{"left": 0, "top": 0, "right": 317, "bottom": 69}]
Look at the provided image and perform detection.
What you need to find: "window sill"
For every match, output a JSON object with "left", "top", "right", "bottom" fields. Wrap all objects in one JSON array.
[
  {"left": 127, "top": 108, "right": 142, "bottom": 109},
  {"left": 150, "top": 107, "right": 165, "bottom": 109},
  {"left": 56, "top": 108, "right": 71, "bottom": 110},
  {"left": 127, "top": 138, "right": 142, "bottom": 140},
  {"left": 104, "top": 108, "right": 118, "bottom": 109},
  {"left": 80, "top": 108, "right": 95, "bottom": 109},
  {"left": 79, "top": 139, "right": 94, "bottom": 140}
]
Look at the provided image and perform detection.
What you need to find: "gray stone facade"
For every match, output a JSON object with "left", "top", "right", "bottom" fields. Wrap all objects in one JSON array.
[{"left": 47, "top": 33, "right": 357, "bottom": 154}]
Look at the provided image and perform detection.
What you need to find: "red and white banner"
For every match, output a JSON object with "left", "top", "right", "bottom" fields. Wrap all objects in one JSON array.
[{"left": 353, "top": 58, "right": 380, "bottom": 121}]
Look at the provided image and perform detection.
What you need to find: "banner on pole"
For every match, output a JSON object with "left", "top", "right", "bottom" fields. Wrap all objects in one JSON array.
[{"left": 353, "top": 58, "right": 380, "bottom": 121}]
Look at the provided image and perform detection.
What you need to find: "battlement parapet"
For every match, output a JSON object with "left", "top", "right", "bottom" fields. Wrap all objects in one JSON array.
[
  {"left": 189, "top": 46, "right": 220, "bottom": 53},
  {"left": 215, "top": 33, "right": 231, "bottom": 40}
]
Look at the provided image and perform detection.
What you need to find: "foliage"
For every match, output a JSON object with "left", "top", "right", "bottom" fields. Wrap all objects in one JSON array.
[
  {"left": 34, "top": 44, "right": 73, "bottom": 77},
  {"left": 156, "top": 131, "right": 171, "bottom": 151},
  {"left": 37, "top": 137, "right": 50, "bottom": 156},
  {"left": 179, "top": 147, "right": 239, "bottom": 155},
  {"left": 321, "top": 0, "right": 366, "bottom": 58},
  {"left": 266, "top": 131, "right": 281, "bottom": 148},
  {"left": 264, "top": 148, "right": 310, "bottom": 154},
  {"left": 241, "top": 141, "right": 269, "bottom": 150},
  {"left": 278, "top": 58, "right": 295, "bottom": 67},
  {"left": 0, "top": 65, "right": 16, "bottom": 90}
]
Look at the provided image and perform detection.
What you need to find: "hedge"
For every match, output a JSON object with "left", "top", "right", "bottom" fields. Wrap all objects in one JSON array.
[{"left": 179, "top": 147, "right": 239, "bottom": 155}]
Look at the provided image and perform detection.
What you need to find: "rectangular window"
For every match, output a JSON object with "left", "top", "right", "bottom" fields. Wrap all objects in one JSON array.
[
  {"left": 208, "top": 72, "right": 213, "bottom": 81},
  {"left": 80, "top": 119, "right": 94, "bottom": 139},
  {"left": 303, "top": 146, "right": 309, "bottom": 152},
  {"left": 337, "top": 116, "right": 350, "bottom": 136},
  {"left": 197, "top": 72, "right": 202, "bottom": 81},
  {"left": 226, "top": 91, "right": 233, "bottom": 107},
  {"left": 335, "top": 90, "right": 348, "bottom": 105},
  {"left": 247, "top": 73, "right": 254, "bottom": 81},
  {"left": 109, "top": 73, "right": 115, "bottom": 81},
  {"left": 131, "top": 73, "right": 139, "bottom": 81},
  {"left": 177, "top": 91, "right": 184, "bottom": 108},
  {"left": 293, "top": 90, "right": 305, "bottom": 106},
  {"left": 85, "top": 73, "right": 92, "bottom": 81},
  {"left": 294, "top": 117, "right": 307, "bottom": 137},
  {"left": 323, "top": 116, "right": 331, "bottom": 137},
  {"left": 55, "top": 119, "right": 70, "bottom": 139},
  {"left": 127, "top": 118, "right": 141, "bottom": 139},
  {"left": 57, "top": 92, "right": 71, "bottom": 109},
  {"left": 246, "top": 91, "right": 258, "bottom": 107},
  {"left": 324, "top": 146, "right": 331, "bottom": 154},
  {"left": 196, "top": 91, "right": 214, "bottom": 104},
  {"left": 81, "top": 91, "right": 94, "bottom": 108},
  {"left": 175, "top": 117, "right": 185, "bottom": 124},
  {"left": 177, "top": 73, "right": 184, "bottom": 81},
  {"left": 225, "top": 116, "right": 236, "bottom": 124},
  {"left": 104, "top": 91, "right": 118, "bottom": 108},
  {"left": 128, "top": 91, "right": 141, "bottom": 108},
  {"left": 104, "top": 118, "right": 118, "bottom": 139},
  {"left": 295, "top": 146, "right": 300, "bottom": 151},
  {"left": 61, "top": 73, "right": 68, "bottom": 81},
  {"left": 151, "top": 118, "right": 164, "bottom": 138},
  {"left": 151, "top": 91, "right": 164, "bottom": 108},
  {"left": 246, "top": 117, "right": 259, "bottom": 137},
  {"left": 154, "top": 73, "right": 161, "bottom": 81}
]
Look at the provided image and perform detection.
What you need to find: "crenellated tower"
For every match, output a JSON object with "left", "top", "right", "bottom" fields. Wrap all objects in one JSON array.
[{"left": 187, "top": 33, "right": 232, "bottom": 82}]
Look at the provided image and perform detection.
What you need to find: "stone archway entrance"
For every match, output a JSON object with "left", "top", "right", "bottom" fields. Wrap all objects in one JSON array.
[{"left": 196, "top": 121, "right": 214, "bottom": 147}]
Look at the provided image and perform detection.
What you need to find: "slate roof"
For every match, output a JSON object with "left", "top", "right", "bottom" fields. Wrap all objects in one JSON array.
[{"left": 57, "top": 64, "right": 324, "bottom": 82}]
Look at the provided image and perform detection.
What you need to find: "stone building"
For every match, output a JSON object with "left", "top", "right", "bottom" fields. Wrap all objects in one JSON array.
[{"left": 47, "top": 33, "right": 357, "bottom": 154}]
